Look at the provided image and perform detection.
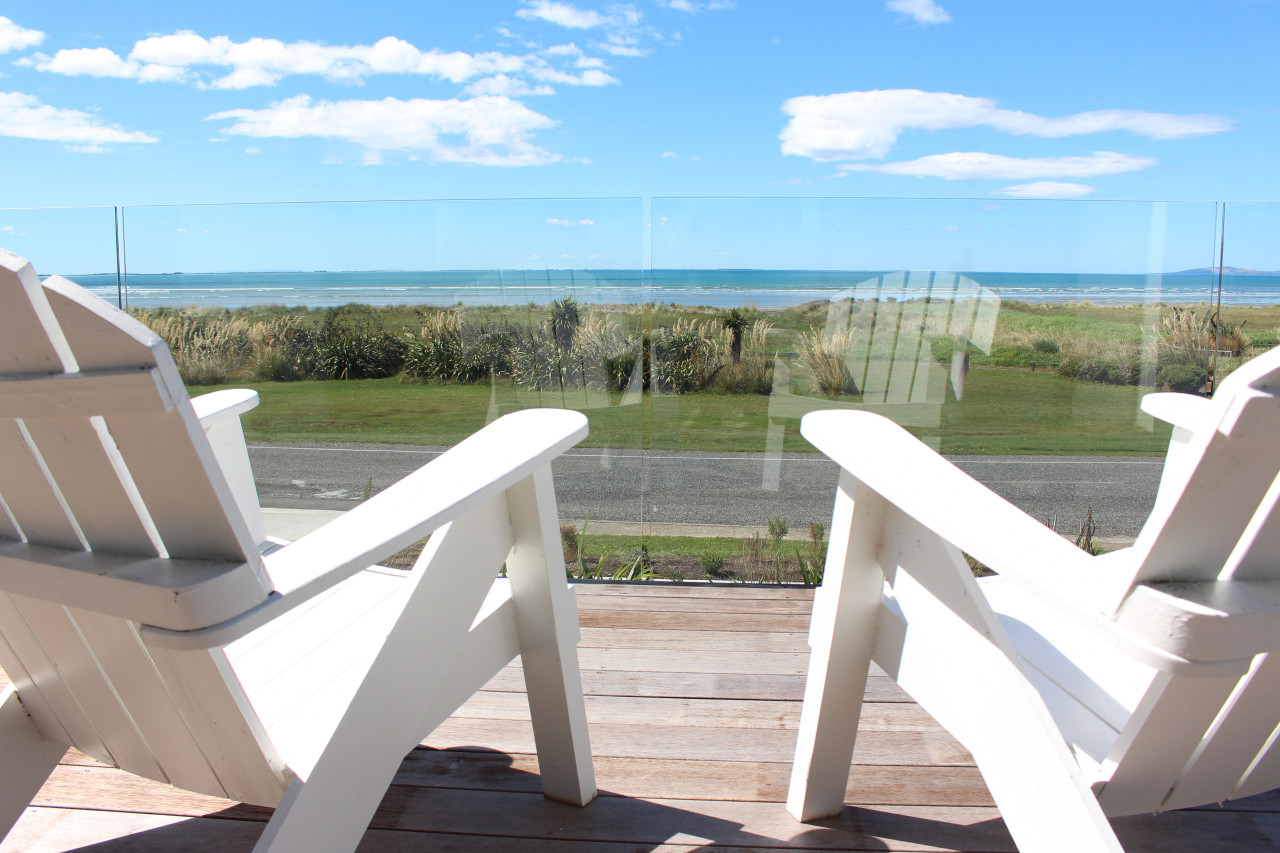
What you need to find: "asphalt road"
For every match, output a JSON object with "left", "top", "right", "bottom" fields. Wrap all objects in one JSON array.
[{"left": 249, "top": 443, "right": 1165, "bottom": 539}]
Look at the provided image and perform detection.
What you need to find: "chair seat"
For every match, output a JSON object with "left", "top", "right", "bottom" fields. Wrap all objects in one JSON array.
[{"left": 980, "top": 574, "right": 1159, "bottom": 780}]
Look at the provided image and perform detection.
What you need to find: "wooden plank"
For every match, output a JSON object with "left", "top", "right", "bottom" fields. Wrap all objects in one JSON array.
[
  {"left": 0, "top": 419, "right": 81, "bottom": 550},
  {"left": 575, "top": 595, "right": 814, "bottom": 615},
  {"left": 393, "top": 749, "right": 995, "bottom": 805},
  {"left": 425, "top": 717, "right": 972, "bottom": 765},
  {"left": 21, "top": 418, "right": 156, "bottom": 556},
  {"left": 31, "top": 755, "right": 996, "bottom": 810},
  {"left": 578, "top": 627, "right": 810, "bottom": 652},
  {"left": 0, "top": 254, "right": 63, "bottom": 375},
  {"left": 451, "top": 690, "right": 941, "bottom": 732},
  {"left": 578, "top": 609, "right": 810, "bottom": 632},
  {"left": 576, "top": 647, "right": 809, "bottom": 676},
  {"left": 482, "top": 667, "right": 913, "bottom": 702},
  {"left": 105, "top": 411, "right": 254, "bottom": 564},
  {"left": 571, "top": 583, "right": 816, "bottom": 601}
]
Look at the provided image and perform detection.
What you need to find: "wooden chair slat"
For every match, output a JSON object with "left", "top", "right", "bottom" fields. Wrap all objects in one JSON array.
[
  {"left": 41, "top": 276, "right": 166, "bottom": 373},
  {"left": 9, "top": 597, "right": 167, "bottom": 782},
  {"left": 21, "top": 419, "right": 156, "bottom": 556},
  {"left": 1162, "top": 653, "right": 1280, "bottom": 810},
  {"left": 104, "top": 412, "right": 254, "bottom": 563},
  {"left": 0, "top": 419, "right": 82, "bottom": 550},
  {"left": 68, "top": 608, "right": 229, "bottom": 796},
  {"left": 0, "top": 593, "right": 109, "bottom": 762},
  {"left": 0, "top": 252, "right": 63, "bottom": 375}
]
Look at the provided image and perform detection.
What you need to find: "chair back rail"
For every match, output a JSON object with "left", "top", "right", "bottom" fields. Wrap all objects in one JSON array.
[{"left": 0, "top": 252, "right": 286, "bottom": 804}]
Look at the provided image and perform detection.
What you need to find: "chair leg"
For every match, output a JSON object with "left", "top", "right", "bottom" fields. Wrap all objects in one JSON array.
[
  {"left": 504, "top": 467, "right": 597, "bottom": 807},
  {"left": 787, "top": 473, "right": 887, "bottom": 822},
  {"left": 0, "top": 686, "right": 66, "bottom": 840}
]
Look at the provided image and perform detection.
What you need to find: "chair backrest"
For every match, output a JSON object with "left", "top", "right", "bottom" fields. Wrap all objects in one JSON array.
[
  {"left": 1125, "top": 345, "right": 1280, "bottom": 591},
  {"left": 1091, "top": 345, "right": 1280, "bottom": 815},
  {"left": 0, "top": 251, "right": 287, "bottom": 805}
]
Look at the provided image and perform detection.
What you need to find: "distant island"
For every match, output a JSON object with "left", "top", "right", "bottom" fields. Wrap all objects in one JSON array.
[{"left": 1169, "top": 267, "right": 1280, "bottom": 277}]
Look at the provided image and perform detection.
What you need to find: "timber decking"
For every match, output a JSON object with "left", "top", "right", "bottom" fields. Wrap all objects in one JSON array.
[{"left": 4, "top": 583, "right": 1280, "bottom": 852}]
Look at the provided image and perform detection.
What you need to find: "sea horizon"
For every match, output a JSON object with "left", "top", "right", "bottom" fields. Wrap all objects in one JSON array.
[{"left": 64, "top": 268, "right": 1280, "bottom": 310}]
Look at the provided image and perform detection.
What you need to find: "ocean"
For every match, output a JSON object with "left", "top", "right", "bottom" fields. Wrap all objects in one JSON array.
[{"left": 66, "top": 268, "right": 1280, "bottom": 310}]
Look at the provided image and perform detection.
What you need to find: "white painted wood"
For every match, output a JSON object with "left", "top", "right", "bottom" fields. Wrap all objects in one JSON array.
[
  {"left": 20, "top": 418, "right": 157, "bottom": 556},
  {"left": 0, "top": 419, "right": 82, "bottom": 550},
  {"left": 786, "top": 472, "right": 889, "bottom": 822},
  {"left": 195, "top": 392, "right": 267, "bottom": 550},
  {"left": 0, "top": 250, "right": 66, "bottom": 375},
  {"left": 0, "top": 253, "right": 597, "bottom": 853},
  {"left": 0, "top": 686, "right": 66, "bottom": 840},
  {"left": 1162, "top": 653, "right": 1280, "bottom": 810},
  {"left": 505, "top": 466, "right": 597, "bottom": 806},
  {"left": 789, "top": 344, "right": 1280, "bottom": 851}
]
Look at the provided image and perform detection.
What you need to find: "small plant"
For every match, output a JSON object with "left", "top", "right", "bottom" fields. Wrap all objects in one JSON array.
[
  {"left": 795, "top": 521, "right": 828, "bottom": 585},
  {"left": 613, "top": 545, "right": 657, "bottom": 581},
  {"left": 1033, "top": 338, "right": 1061, "bottom": 354},
  {"left": 549, "top": 296, "right": 582, "bottom": 351},
  {"left": 767, "top": 516, "right": 789, "bottom": 585},
  {"left": 722, "top": 308, "right": 751, "bottom": 364},
  {"left": 1074, "top": 507, "right": 1101, "bottom": 555},
  {"left": 699, "top": 551, "right": 729, "bottom": 579},
  {"left": 363, "top": 476, "right": 374, "bottom": 501},
  {"left": 560, "top": 523, "right": 580, "bottom": 572}
]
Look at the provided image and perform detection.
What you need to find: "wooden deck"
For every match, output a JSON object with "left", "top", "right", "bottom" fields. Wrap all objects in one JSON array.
[{"left": 4, "top": 583, "right": 1280, "bottom": 852}]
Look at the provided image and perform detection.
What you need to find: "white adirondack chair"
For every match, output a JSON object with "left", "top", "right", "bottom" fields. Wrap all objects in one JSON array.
[
  {"left": 787, "top": 345, "right": 1280, "bottom": 851},
  {"left": 0, "top": 250, "right": 596, "bottom": 852}
]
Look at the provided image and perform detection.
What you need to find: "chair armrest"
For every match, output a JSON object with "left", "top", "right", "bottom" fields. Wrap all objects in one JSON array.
[
  {"left": 191, "top": 388, "right": 260, "bottom": 426},
  {"left": 141, "top": 408, "right": 588, "bottom": 650},
  {"left": 191, "top": 388, "right": 267, "bottom": 549},
  {"left": 801, "top": 410, "right": 1115, "bottom": 614},
  {"left": 1140, "top": 391, "right": 1213, "bottom": 432}
]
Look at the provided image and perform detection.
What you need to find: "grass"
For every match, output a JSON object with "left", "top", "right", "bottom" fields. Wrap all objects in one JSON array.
[{"left": 208, "top": 362, "right": 1174, "bottom": 455}]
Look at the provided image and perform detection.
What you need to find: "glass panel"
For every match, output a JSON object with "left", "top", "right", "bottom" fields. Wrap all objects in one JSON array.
[
  {"left": 0, "top": 206, "right": 120, "bottom": 304},
  {"left": 1219, "top": 203, "right": 1280, "bottom": 391},
  {"left": 119, "top": 199, "right": 646, "bottom": 569},
  {"left": 649, "top": 197, "right": 1219, "bottom": 580}
]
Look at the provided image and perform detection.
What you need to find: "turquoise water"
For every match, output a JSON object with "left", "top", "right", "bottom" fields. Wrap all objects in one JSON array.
[{"left": 67, "top": 268, "right": 1278, "bottom": 309}]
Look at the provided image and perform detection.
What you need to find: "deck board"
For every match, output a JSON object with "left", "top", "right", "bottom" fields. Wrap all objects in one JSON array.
[{"left": 5, "top": 583, "right": 1280, "bottom": 852}]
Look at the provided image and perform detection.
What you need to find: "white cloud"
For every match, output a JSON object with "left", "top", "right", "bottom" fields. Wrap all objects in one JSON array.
[
  {"left": 517, "top": 1, "right": 608, "bottom": 29},
  {"left": 780, "top": 89, "right": 1234, "bottom": 162},
  {"left": 0, "top": 17, "right": 44, "bottom": 53},
  {"left": 841, "top": 150, "right": 1152, "bottom": 180},
  {"left": 994, "top": 181, "right": 1096, "bottom": 198},
  {"left": 464, "top": 74, "right": 555, "bottom": 96},
  {"left": 662, "top": 150, "right": 699, "bottom": 160},
  {"left": 207, "top": 94, "right": 562, "bottom": 166},
  {"left": 0, "top": 91, "right": 156, "bottom": 145},
  {"left": 887, "top": 0, "right": 951, "bottom": 25},
  {"left": 662, "top": 0, "right": 697, "bottom": 12},
  {"left": 529, "top": 65, "right": 618, "bottom": 86},
  {"left": 32, "top": 32, "right": 530, "bottom": 89},
  {"left": 547, "top": 218, "right": 596, "bottom": 226}
]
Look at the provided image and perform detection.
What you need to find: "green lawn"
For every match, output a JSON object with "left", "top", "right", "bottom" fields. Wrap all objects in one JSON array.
[{"left": 209, "top": 364, "right": 1173, "bottom": 456}]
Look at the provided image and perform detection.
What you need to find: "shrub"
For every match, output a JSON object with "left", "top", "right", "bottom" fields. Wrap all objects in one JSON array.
[
  {"left": 1033, "top": 338, "right": 1061, "bottom": 354},
  {"left": 314, "top": 310, "right": 406, "bottom": 380},
  {"left": 799, "top": 327, "right": 859, "bottom": 396},
  {"left": 699, "top": 552, "right": 727, "bottom": 577},
  {"left": 716, "top": 356, "right": 774, "bottom": 394},
  {"left": 1157, "top": 363, "right": 1208, "bottom": 393}
]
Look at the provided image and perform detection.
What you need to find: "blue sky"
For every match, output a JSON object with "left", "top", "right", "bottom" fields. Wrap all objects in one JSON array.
[{"left": 2, "top": 1, "right": 1279, "bottom": 274}]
